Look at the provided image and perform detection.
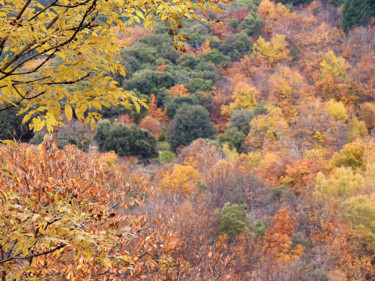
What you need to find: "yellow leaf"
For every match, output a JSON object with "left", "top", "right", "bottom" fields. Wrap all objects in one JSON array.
[{"left": 65, "top": 104, "right": 73, "bottom": 121}]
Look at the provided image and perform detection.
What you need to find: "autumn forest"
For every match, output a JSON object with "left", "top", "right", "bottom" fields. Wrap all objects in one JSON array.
[{"left": 1, "top": 0, "right": 375, "bottom": 280}]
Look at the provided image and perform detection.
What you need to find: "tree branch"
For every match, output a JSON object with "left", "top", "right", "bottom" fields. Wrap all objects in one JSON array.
[{"left": 0, "top": 244, "right": 66, "bottom": 265}]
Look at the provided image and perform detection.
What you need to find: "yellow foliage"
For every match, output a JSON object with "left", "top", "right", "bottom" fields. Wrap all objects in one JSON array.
[
  {"left": 269, "top": 67, "right": 303, "bottom": 99},
  {"left": 315, "top": 167, "right": 365, "bottom": 200},
  {"left": 325, "top": 99, "right": 348, "bottom": 122},
  {"left": 247, "top": 104, "right": 289, "bottom": 148},
  {"left": 247, "top": 151, "right": 262, "bottom": 170},
  {"left": 320, "top": 50, "right": 348, "bottom": 79},
  {"left": 162, "top": 165, "right": 198, "bottom": 195},
  {"left": 329, "top": 141, "right": 365, "bottom": 170},
  {"left": 0, "top": 0, "right": 230, "bottom": 133},
  {"left": 221, "top": 86, "right": 257, "bottom": 115},
  {"left": 222, "top": 143, "right": 240, "bottom": 162},
  {"left": 348, "top": 117, "right": 368, "bottom": 142},
  {"left": 258, "top": 0, "right": 291, "bottom": 21},
  {"left": 303, "top": 147, "right": 330, "bottom": 162},
  {"left": 252, "top": 34, "right": 291, "bottom": 65}
]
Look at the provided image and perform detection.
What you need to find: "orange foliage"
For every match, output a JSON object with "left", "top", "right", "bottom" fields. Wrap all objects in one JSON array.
[
  {"left": 156, "top": 64, "right": 167, "bottom": 72},
  {"left": 139, "top": 115, "right": 162, "bottom": 136},
  {"left": 169, "top": 84, "right": 190, "bottom": 96},
  {"left": 263, "top": 208, "right": 301, "bottom": 260},
  {"left": 148, "top": 94, "right": 169, "bottom": 122},
  {"left": 117, "top": 113, "right": 134, "bottom": 125}
]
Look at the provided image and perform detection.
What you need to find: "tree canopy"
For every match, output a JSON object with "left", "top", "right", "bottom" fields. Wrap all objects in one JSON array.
[{"left": 0, "top": 0, "right": 231, "bottom": 133}]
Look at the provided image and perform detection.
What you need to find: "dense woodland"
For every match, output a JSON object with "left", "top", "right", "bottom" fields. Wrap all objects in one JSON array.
[{"left": 1, "top": 0, "right": 375, "bottom": 280}]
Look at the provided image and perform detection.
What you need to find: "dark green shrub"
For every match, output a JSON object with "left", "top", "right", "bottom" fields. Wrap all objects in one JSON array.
[{"left": 103, "top": 124, "right": 158, "bottom": 159}]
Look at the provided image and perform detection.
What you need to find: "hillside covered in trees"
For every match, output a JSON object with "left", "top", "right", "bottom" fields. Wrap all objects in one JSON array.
[{"left": 1, "top": 0, "right": 375, "bottom": 280}]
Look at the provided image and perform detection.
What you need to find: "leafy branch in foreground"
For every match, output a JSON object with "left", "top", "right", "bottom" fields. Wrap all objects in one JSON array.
[{"left": 0, "top": 0, "right": 231, "bottom": 132}]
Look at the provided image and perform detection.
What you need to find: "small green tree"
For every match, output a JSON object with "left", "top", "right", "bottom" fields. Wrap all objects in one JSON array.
[
  {"left": 219, "top": 202, "right": 246, "bottom": 241},
  {"left": 103, "top": 124, "right": 158, "bottom": 159},
  {"left": 218, "top": 127, "right": 246, "bottom": 153},
  {"left": 95, "top": 120, "right": 112, "bottom": 152},
  {"left": 164, "top": 95, "right": 200, "bottom": 119},
  {"left": 166, "top": 104, "right": 216, "bottom": 151}
]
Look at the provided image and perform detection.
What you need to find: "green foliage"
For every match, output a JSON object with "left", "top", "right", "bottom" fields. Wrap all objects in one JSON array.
[
  {"left": 124, "top": 69, "right": 175, "bottom": 96},
  {"left": 218, "top": 127, "right": 246, "bottom": 153},
  {"left": 329, "top": 0, "right": 345, "bottom": 7},
  {"left": 158, "top": 130, "right": 167, "bottom": 141},
  {"left": 103, "top": 124, "right": 158, "bottom": 159},
  {"left": 95, "top": 120, "right": 112, "bottom": 152},
  {"left": 341, "top": 195, "right": 375, "bottom": 247},
  {"left": 240, "top": 11, "right": 265, "bottom": 38},
  {"left": 271, "top": 186, "right": 288, "bottom": 201},
  {"left": 165, "top": 95, "right": 200, "bottom": 119},
  {"left": 219, "top": 202, "right": 246, "bottom": 241},
  {"left": 274, "top": 0, "right": 314, "bottom": 5},
  {"left": 177, "top": 54, "right": 199, "bottom": 69},
  {"left": 200, "top": 50, "right": 231, "bottom": 67},
  {"left": 291, "top": 233, "right": 308, "bottom": 249},
  {"left": 228, "top": 106, "right": 268, "bottom": 135},
  {"left": 342, "top": 0, "right": 375, "bottom": 31},
  {"left": 29, "top": 131, "right": 45, "bottom": 145},
  {"left": 247, "top": 218, "right": 267, "bottom": 238},
  {"left": 211, "top": 32, "right": 253, "bottom": 61},
  {"left": 158, "top": 150, "right": 176, "bottom": 164},
  {"left": 186, "top": 78, "right": 213, "bottom": 93},
  {"left": 96, "top": 121, "right": 157, "bottom": 159},
  {"left": 166, "top": 104, "right": 216, "bottom": 152},
  {"left": 0, "top": 107, "right": 30, "bottom": 140}
]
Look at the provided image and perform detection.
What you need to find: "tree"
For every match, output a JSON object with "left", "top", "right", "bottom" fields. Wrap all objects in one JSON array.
[
  {"left": 166, "top": 104, "right": 216, "bottom": 152},
  {"left": 342, "top": 0, "right": 375, "bottom": 31},
  {"left": 164, "top": 95, "right": 200, "bottom": 119},
  {"left": 218, "top": 127, "right": 246, "bottom": 153},
  {"left": 100, "top": 123, "right": 158, "bottom": 159},
  {"left": 0, "top": 0, "right": 231, "bottom": 133},
  {"left": 219, "top": 202, "right": 246, "bottom": 241},
  {"left": 0, "top": 143, "right": 150, "bottom": 280}
]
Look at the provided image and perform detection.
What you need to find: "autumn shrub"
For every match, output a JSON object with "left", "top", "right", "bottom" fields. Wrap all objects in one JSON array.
[
  {"left": 315, "top": 167, "right": 365, "bottom": 200},
  {"left": 359, "top": 102, "right": 375, "bottom": 129},
  {"left": 161, "top": 164, "right": 198, "bottom": 194},
  {"left": 341, "top": 195, "right": 375, "bottom": 248},
  {"left": 348, "top": 117, "right": 368, "bottom": 142},
  {"left": 325, "top": 99, "right": 348, "bottom": 122},
  {"left": 0, "top": 143, "right": 147, "bottom": 280},
  {"left": 139, "top": 115, "right": 162, "bottom": 137},
  {"left": 329, "top": 141, "right": 365, "bottom": 170}
]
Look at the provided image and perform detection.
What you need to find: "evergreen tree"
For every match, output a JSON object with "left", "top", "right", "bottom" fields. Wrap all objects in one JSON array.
[
  {"left": 166, "top": 104, "right": 216, "bottom": 151},
  {"left": 342, "top": 0, "right": 375, "bottom": 31}
]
